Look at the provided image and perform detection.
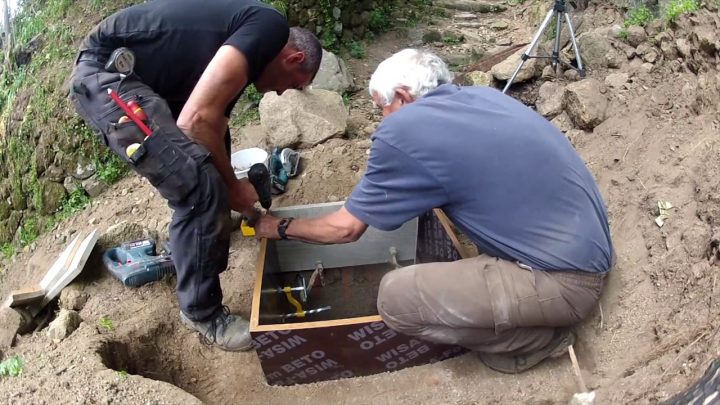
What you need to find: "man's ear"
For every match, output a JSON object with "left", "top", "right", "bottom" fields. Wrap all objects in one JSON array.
[
  {"left": 286, "top": 51, "right": 306, "bottom": 66},
  {"left": 395, "top": 88, "right": 415, "bottom": 105}
]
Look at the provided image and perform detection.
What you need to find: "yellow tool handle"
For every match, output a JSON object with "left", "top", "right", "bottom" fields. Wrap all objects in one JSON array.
[{"left": 283, "top": 286, "right": 305, "bottom": 318}]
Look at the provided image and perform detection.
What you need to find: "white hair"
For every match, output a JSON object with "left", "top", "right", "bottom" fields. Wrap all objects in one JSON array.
[{"left": 368, "top": 49, "right": 454, "bottom": 106}]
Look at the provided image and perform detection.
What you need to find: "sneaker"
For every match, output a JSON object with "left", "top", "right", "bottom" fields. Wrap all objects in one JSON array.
[
  {"left": 180, "top": 306, "right": 253, "bottom": 352},
  {"left": 478, "top": 328, "right": 576, "bottom": 374}
]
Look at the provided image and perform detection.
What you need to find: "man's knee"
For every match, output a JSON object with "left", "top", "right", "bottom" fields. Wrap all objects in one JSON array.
[{"left": 377, "top": 267, "right": 423, "bottom": 333}]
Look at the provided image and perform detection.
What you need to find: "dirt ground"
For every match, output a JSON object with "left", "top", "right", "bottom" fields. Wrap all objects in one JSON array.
[{"left": 1, "top": 1, "right": 719, "bottom": 404}]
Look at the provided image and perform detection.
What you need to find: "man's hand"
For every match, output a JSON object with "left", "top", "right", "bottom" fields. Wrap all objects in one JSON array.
[
  {"left": 228, "top": 179, "right": 259, "bottom": 213},
  {"left": 254, "top": 214, "right": 282, "bottom": 240}
]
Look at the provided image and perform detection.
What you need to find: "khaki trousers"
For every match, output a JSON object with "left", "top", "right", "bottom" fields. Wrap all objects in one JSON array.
[{"left": 377, "top": 255, "right": 606, "bottom": 354}]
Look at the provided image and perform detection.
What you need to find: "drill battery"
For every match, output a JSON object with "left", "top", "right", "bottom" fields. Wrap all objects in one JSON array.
[{"left": 102, "top": 239, "right": 175, "bottom": 287}]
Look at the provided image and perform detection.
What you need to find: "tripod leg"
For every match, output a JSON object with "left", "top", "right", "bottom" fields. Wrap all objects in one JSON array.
[
  {"left": 552, "top": 12, "right": 563, "bottom": 72},
  {"left": 502, "top": 8, "right": 557, "bottom": 93},
  {"left": 564, "top": 12, "right": 586, "bottom": 77}
]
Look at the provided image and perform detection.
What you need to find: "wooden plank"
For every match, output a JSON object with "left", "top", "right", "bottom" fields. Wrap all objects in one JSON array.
[
  {"left": 41, "top": 229, "right": 98, "bottom": 308},
  {"left": 432, "top": 208, "right": 471, "bottom": 260},
  {"left": 38, "top": 233, "right": 81, "bottom": 290},
  {"left": 272, "top": 202, "right": 418, "bottom": 271},
  {"left": 250, "top": 238, "right": 268, "bottom": 330},
  {"left": 4, "top": 286, "right": 44, "bottom": 307},
  {"left": 251, "top": 315, "right": 383, "bottom": 333}
]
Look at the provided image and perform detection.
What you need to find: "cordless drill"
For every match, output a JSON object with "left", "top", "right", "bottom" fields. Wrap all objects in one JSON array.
[{"left": 102, "top": 239, "right": 175, "bottom": 287}]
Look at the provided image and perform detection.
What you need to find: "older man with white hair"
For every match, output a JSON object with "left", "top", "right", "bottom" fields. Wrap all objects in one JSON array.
[{"left": 255, "top": 49, "right": 613, "bottom": 374}]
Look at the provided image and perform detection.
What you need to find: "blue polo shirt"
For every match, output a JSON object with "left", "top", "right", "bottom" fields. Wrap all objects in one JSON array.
[{"left": 345, "top": 85, "right": 613, "bottom": 273}]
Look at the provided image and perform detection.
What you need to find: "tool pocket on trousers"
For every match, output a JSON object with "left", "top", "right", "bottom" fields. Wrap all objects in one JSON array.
[
  {"left": 131, "top": 131, "right": 199, "bottom": 205},
  {"left": 106, "top": 122, "right": 147, "bottom": 162},
  {"left": 535, "top": 273, "right": 573, "bottom": 326},
  {"left": 483, "top": 261, "right": 514, "bottom": 334}
]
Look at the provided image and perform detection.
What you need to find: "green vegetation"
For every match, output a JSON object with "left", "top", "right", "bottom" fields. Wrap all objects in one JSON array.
[
  {"left": 620, "top": 5, "right": 654, "bottom": 39},
  {"left": 18, "top": 218, "right": 39, "bottom": 247},
  {"left": 349, "top": 41, "right": 365, "bottom": 59},
  {"left": 99, "top": 316, "right": 114, "bottom": 331},
  {"left": 117, "top": 370, "right": 129, "bottom": 378},
  {"left": 0, "top": 356, "right": 23, "bottom": 377},
  {"left": 443, "top": 33, "right": 464, "bottom": 45},
  {"left": 0, "top": 244, "right": 15, "bottom": 259},
  {"left": 664, "top": 0, "right": 699, "bottom": 22},
  {"left": 59, "top": 189, "right": 91, "bottom": 219},
  {"left": 96, "top": 155, "right": 127, "bottom": 185},
  {"left": 369, "top": 5, "right": 394, "bottom": 34},
  {"left": 342, "top": 92, "right": 351, "bottom": 106}
]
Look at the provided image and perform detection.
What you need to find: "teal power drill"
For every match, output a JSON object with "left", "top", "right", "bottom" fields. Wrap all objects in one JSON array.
[{"left": 102, "top": 239, "right": 175, "bottom": 287}]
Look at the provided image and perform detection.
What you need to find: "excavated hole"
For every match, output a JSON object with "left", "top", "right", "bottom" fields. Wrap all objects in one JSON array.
[{"left": 97, "top": 324, "right": 200, "bottom": 392}]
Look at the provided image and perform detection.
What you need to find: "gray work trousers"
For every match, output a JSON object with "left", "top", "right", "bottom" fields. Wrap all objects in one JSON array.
[
  {"left": 377, "top": 255, "right": 606, "bottom": 354},
  {"left": 69, "top": 56, "right": 231, "bottom": 321}
]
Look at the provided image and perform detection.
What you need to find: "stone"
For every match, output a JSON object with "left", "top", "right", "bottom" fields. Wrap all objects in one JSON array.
[
  {"left": 577, "top": 31, "right": 624, "bottom": 69},
  {"left": 332, "top": 6, "right": 341, "bottom": 20},
  {"left": 605, "top": 72, "right": 629, "bottom": 88},
  {"left": 536, "top": 81, "right": 565, "bottom": 118},
  {"left": 0, "top": 211, "right": 22, "bottom": 244},
  {"left": 491, "top": 47, "right": 538, "bottom": 84},
  {"left": 0, "top": 200, "right": 10, "bottom": 221},
  {"left": 63, "top": 177, "right": 80, "bottom": 194},
  {"left": 40, "top": 179, "right": 67, "bottom": 215},
  {"left": 676, "top": 38, "right": 692, "bottom": 58},
  {"left": 435, "top": 0, "right": 506, "bottom": 13},
  {"left": 465, "top": 71, "right": 493, "bottom": 86},
  {"left": 660, "top": 40, "right": 678, "bottom": 60},
  {"left": 73, "top": 160, "right": 96, "bottom": 180},
  {"left": 0, "top": 308, "right": 23, "bottom": 356},
  {"left": 541, "top": 65, "right": 557, "bottom": 79},
  {"left": 311, "top": 49, "right": 353, "bottom": 94},
  {"left": 98, "top": 221, "right": 153, "bottom": 250},
  {"left": 608, "top": 24, "right": 624, "bottom": 39},
  {"left": 422, "top": 29, "right": 442, "bottom": 43},
  {"left": 59, "top": 283, "right": 90, "bottom": 311},
  {"left": 625, "top": 25, "right": 647, "bottom": 47},
  {"left": 681, "top": 223, "right": 711, "bottom": 259},
  {"left": 563, "top": 79, "right": 609, "bottom": 130},
  {"left": 81, "top": 175, "right": 107, "bottom": 198},
  {"left": 454, "top": 12, "right": 477, "bottom": 20},
  {"left": 564, "top": 69, "right": 581, "bottom": 81},
  {"left": 490, "top": 21, "right": 509, "bottom": 30},
  {"left": 260, "top": 89, "right": 347, "bottom": 149},
  {"left": 46, "top": 309, "right": 81, "bottom": 343},
  {"left": 642, "top": 49, "right": 658, "bottom": 63},
  {"left": 457, "top": 22, "right": 482, "bottom": 28},
  {"left": 550, "top": 111, "right": 574, "bottom": 133},
  {"left": 46, "top": 164, "right": 65, "bottom": 183},
  {"left": 640, "top": 62, "right": 654, "bottom": 73}
]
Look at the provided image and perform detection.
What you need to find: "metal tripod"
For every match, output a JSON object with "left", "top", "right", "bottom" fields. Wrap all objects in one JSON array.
[{"left": 502, "top": 0, "right": 585, "bottom": 94}]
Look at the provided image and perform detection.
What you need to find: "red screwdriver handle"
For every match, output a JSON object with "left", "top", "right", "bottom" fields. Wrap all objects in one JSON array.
[{"left": 107, "top": 89, "right": 153, "bottom": 137}]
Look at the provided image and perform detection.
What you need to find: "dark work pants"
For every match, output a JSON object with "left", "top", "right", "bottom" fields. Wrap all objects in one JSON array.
[
  {"left": 377, "top": 255, "right": 606, "bottom": 355},
  {"left": 69, "top": 57, "right": 231, "bottom": 321}
]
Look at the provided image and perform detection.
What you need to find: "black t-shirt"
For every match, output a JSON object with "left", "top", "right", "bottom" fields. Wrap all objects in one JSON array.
[{"left": 82, "top": 0, "right": 289, "bottom": 115}]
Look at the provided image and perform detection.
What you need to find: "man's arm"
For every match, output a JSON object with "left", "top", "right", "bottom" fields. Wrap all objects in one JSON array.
[
  {"left": 254, "top": 207, "right": 368, "bottom": 244},
  {"left": 177, "top": 45, "right": 257, "bottom": 212}
]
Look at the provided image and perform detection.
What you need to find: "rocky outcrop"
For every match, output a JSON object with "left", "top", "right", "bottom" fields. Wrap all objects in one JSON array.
[{"left": 311, "top": 50, "right": 353, "bottom": 94}]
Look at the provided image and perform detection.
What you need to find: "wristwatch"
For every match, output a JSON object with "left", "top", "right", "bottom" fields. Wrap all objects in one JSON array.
[{"left": 277, "top": 217, "right": 294, "bottom": 240}]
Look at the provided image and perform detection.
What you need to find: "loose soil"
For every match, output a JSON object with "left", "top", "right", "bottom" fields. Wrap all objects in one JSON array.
[{"left": 1, "top": 1, "right": 719, "bottom": 404}]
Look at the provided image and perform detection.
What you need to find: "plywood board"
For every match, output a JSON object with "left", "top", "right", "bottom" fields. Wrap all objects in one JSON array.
[
  {"left": 42, "top": 229, "right": 98, "bottom": 307},
  {"left": 270, "top": 202, "right": 417, "bottom": 272}
]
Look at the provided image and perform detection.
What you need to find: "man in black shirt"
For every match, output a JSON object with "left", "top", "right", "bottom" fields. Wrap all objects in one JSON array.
[{"left": 69, "top": 0, "right": 322, "bottom": 351}]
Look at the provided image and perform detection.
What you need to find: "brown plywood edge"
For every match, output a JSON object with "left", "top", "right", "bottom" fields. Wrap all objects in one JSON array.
[
  {"left": 251, "top": 315, "right": 383, "bottom": 333},
  {"left": 432, "top": 208, "right": 471, "bottom": 259},
  {"left": 250, "top": 238, "right": 268, "bottom": 330}
]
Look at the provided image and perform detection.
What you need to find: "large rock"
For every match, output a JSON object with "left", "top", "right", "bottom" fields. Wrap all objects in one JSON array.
[
  {"left": 311, "top": 49, "right": 353, "bottom": 94},
  {"left": 40, "top": 179, "right": 67, "bottom": 215},
  {"left": 259, "top": 89, "right": 348, "bottom": 149},
  {"left": 605, "top": 72, "right": 629, "bottom": 89},
  {"left": 0, "top": 211, "right": 21, "bottom": 244},
  {"left": 625, "top": 25, "right": 648, "bottom": 47},
  {"left": 59, "top": 283, "right": 90, "bottom": 311},
  {"left": 576, "top": 31, "right": 624, "bottom": 69},
  {"left": 491, "top": 47, "right": 539, "bottom": 84},
  {"left": 73, "top": 160, "right": 96, "bottom": 180},
  {"left": 563, "top": 79, "right": 609, "bottom": 130},
  {"left": 0, "top": 200, "right": 10, "bottom": 221},
  {"left": 46, "top": 309, "right": 81, "bottom": 342},
  {"left": 536, "top": 81, "right": 565, "bottom": 118},
  {"left": 0, "top": 308, "right": 23, "bottom": 357}
]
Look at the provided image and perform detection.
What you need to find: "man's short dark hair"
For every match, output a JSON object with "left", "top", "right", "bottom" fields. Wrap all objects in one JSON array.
[{"left": 288, "top": 27, "right": 322, "bottom": 76}]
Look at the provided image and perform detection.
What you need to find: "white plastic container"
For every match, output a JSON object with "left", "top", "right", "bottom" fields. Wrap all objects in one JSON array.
[{"left": 231, "top": 148, "right": 269, "bottom": 179}]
